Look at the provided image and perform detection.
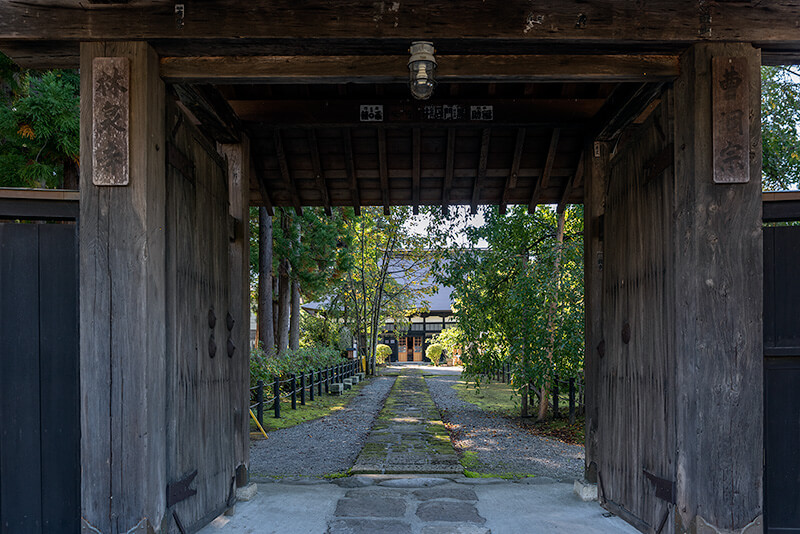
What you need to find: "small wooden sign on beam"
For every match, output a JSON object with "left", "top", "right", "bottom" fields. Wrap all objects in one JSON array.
[
  {"left": 712, "top": 57, "right": 750, "bottom": 184},
  {"left": 92, "top": 57, "right": 130, "bottom": 186}
]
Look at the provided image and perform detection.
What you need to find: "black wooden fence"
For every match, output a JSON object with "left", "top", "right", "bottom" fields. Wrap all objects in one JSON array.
[
  {"left": 250, "top": 360, "right": 360, "bottom": 423},
  {"left": 487, "top": 362, "right": 586, "bottom": 423}
]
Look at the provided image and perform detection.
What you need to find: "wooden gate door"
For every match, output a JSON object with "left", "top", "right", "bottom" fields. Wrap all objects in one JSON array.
[
  {"left": 764, "top": 223, "right": 800, "bottom": 531},
  {"left": 0, "top": 222, "right": 79, "bottom": 534}
]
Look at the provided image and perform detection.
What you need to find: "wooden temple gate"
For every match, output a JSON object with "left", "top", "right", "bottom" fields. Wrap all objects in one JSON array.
[{"left": 3, "top": 2, "right": 799, "bottom": 533}]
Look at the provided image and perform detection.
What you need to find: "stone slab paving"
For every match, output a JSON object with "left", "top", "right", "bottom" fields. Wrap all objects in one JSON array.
[
  {"left": 351, "top": 370, "right": 463, "bottom": 475},
  {"left": 198, "top": 478, "right": 640, "bottom": 534}
]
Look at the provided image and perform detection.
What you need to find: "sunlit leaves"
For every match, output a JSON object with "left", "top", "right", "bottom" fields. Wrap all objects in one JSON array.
[
  {"left": 0, "top": 54, "right": 79, "bottom": 188},
  {"left": 762, "top": 65, "right": 800, "bottom": 191}
]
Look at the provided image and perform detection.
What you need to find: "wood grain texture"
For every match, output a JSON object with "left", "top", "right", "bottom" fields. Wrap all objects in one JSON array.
[
  {"left": 80, "top": 41, "right": 167, "bottom": 534},
  {"left": 598, "top": 98, "right": 676, "bottom": 532},
  {"left": 219, "top": 139, "right": 252, "bottom": 487},
  {"left": 582, "top": 140, "right": 606, "bottom": 485},
  {"left": 160, "top": 54, "right": 679, "bottom": 83},
  {"left": 673, "top": 43, "right": 763, "bottom": 531},
  {"left": 4, "top": 1, "right": 800, "bottom": 66},
  {"left": 165, "top": 102, "right": 240, "bottom": 533}
]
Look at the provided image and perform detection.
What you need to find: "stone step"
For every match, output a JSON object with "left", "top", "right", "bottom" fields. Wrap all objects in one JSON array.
[{"left": 329, "top": 383, "right": 344, "bottom": 395}]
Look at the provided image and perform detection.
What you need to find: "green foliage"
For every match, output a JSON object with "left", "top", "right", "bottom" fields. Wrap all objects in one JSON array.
[
  {"left": 319, "top": 206, "right": 442, "bottom": 362},
  {"left": 375, "top": 343, "right": 392, "bottom": 365},
  {"left": 436, "top": 205, "right": 584, "bottom": 398},
  {"left": 762, "top": 65, "right": 800, "bottom": 191},
  {"left": 425, "top": 343, "right": 444, "bottom": 365},
  {"left": 249, "top": 344, "right": 345, "bottom": 386},
  {"left": 0, "top": 53, "right": 79, "bottom": 188}
]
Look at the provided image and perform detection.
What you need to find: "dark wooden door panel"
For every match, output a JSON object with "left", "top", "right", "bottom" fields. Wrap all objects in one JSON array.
[
  {"left": 764, "top": 225, "right": 800, "bottom": 532},
  {"left": 0, "top": 224, "right": 43, "bottom": 534},
  {"left": 0, "top": 223, "right": 79, "bottom": 534},
  {"left": 38, "top": 224, "right": 79, "bottom": 534}
]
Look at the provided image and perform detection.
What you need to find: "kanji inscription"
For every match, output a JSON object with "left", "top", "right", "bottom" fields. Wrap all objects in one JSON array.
[
  {"left": 92, "top": 57, "right": 130, "bottom": 186},
  {"left": 712, "top": 57, "right": 750, "bottom": 183}
]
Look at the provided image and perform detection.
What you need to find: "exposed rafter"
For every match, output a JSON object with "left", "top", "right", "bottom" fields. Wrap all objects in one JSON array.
[
  {"left": 472, "top": 128, "right": 491, "bottom": 215},
  {"left": 500, "top": 127, "right": 526, "bottom": 215},
  {"left": 342, "top": 129, "right": 361, "bottom": 216},
  {"left": 557, "top": 150, "right": 584, "bottom": 214},
  {"left": 172, "top": 84, "right": 242, "bottom": 144},
  {"left": 412, "top": 128, "right": 421, "bottom": 215},
  {"left": 442, "top": 129, "right": 456, "bottom": 216},
  {"left": 377, "top": 128, "right": 390, "bottom": 215},
  {"left": 306, "top": 130, "right": 332, "bottom": 216},
  {"left": 273, "top": 129, "right": 303, "bottom": 216},
  {"left": 529, "top": 128, "right": 560, "bottom": 212}
]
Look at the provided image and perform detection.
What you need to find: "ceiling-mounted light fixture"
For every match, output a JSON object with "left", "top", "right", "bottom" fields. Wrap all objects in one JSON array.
[{"left": 408, "top": 41, "right": 437, "bottom": 100}]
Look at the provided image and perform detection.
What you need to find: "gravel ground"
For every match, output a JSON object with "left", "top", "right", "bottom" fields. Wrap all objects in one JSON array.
[
  {"left": 425, "top": 374, "right": 585, "bottom": 482},
  {"left": 249, "top": 376, "right": 395, "bottom": 479}
]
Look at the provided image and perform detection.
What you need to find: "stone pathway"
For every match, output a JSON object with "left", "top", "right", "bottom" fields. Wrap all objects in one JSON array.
[{"left": 351, "top": 370, "right": 462, "bottom": 475}]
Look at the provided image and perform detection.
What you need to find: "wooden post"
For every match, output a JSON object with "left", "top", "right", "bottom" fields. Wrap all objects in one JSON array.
[
  {"left": 273, "top": 377, "right": 281, "bottom": 419},
  {"left": 219, "top": 138, "right": 252, "bottom": 488},
  {"left": 79, "top": 42, "right": 167, "bottom": 533},
  {"left": 583, "top": 140, "right": 607, "bottom": 484},
  {"left": 673, "top": 43, "right": 763, "bottom": 532}
]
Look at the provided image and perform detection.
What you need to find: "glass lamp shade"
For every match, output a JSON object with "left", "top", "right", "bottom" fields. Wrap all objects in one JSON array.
[{"left": 408, "top": 41, "right": 437, "bottom": 100}]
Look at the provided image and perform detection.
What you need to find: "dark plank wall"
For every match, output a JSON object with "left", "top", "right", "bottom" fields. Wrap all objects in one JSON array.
[
  {"left": 165, "top": 103, "right": 241, "bottom": 533},
  {"left": 673, "top": 44, "right": 763, "bottom": 530},
  {"left": 598, "top": 100, "right": 676, "bottom": 532}
]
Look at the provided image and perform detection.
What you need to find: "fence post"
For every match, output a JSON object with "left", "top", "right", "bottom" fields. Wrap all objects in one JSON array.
[
  {"left": 309, "top": 369, "right": 315, "bottom": 401},
  {"left": 552, "top": 376, "right": 560, "bottom": 419},
  {"left": 318, "top": 368, "right": 322, "bottom": 396},
  {"left": 324, "top": 367, "right": 329, "bottom": 394},
  {"left": 256, "top": 379, "right": 264, "bottom": 425},
  {"left": 291, "top": 374, "right": 297, "bottom": 410},
  {"left": 273, "top": 376, "right": 281, "bottom": 419},
  {"left": 569, "top": 377, "right": 576, "bottom": 425},
  {"left": 300, "top": 371, "right": 306, "bottom": 405}
]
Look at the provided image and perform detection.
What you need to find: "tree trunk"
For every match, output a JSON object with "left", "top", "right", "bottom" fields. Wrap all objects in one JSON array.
[
  {"left": 289, "top": 220, "right": 301, "bottom": 350},
  {"left": 537, "top": 209, "right": 567, "bottom": 422},
  {"left": 258, "top": 208, "right": 275, "bottom": 355},
  {"left": 521, "top": 383, "right": 529, "bottom": 418},
  {"left": 289, "top": 278, "right": 300, "bottom": 350},
  {"left": 276, "top": 212, "right": 291, "bottom": 353}
]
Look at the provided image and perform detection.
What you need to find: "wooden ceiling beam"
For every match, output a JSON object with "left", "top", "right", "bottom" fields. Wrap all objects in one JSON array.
[
  {"left": 591, "top": 83, "right": 664, "bottom": 141},
  {"left": 273, "top": 129, "right": 303, "bottom": 216},
  {"left": 228, "top": 98, "right": 603, "bottom": 127},
  {"left": 442, "top": 129, "right": 456, "bottom": 217},
  {"left": 161, "top": 55, "right": 679, "bottom": 84},
  {"left": 557, "top": 150, "right": 584, "bottom": 214},
  {"left": 342, "top": 129, "right": 361, "bottom": 216},
  {"left": 472, "top": 128, "right": 491, "bottom": 215},
  {"left": 412, "top": 128, "right": 421, "bottom": 216},
  {"left": 377, "top": 128, "right": 390, "bottom": 215},
  {"left": 500, "top": 127, "right": 526, "bottom": 215},
  {"left": 529, "top": 128, "right": 560, "bottom": 213},
  {"left": 306, "top": 130, "right": 332, "bottom": 216},
  {"left": 172, "top": 84, "right": 242, "bottom": 144}
]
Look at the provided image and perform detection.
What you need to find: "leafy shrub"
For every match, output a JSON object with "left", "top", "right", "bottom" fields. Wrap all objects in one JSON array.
[
  {"left": 250, "top": 344, "right": 346, "bottom": 386},
  {"left": 426, "top": 343, "right": 444, "bottom": 366},
  {"left": 375, "top": 344, "right": 392, "bottom": 365}
]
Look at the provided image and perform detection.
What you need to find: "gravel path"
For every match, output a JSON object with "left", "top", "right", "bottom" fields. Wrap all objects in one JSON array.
[
  {"left": 425, "top": 374, "right": 585, "bottom": 482},
  {"left": 249, "top": 376, "right": 396, "bottom": 479}
]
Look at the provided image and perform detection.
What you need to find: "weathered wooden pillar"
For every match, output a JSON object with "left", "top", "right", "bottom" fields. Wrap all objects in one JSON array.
[
  {"left": 673, "top": 43, "right": 763, "bottom": 532},
  {"left": 583, "top": 140, "right": 607, "bottom": 484},
  {"left": 219, "top": 139, "right": 253, "bottom": 486},
  {"left": 79, "top": 42, "right": 167, "bottom": 533}
]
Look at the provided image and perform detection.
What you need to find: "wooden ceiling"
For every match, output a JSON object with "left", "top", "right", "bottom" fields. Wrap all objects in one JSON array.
[{"left": 172, "top": 80, "right": 661, "bottom": 214}]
